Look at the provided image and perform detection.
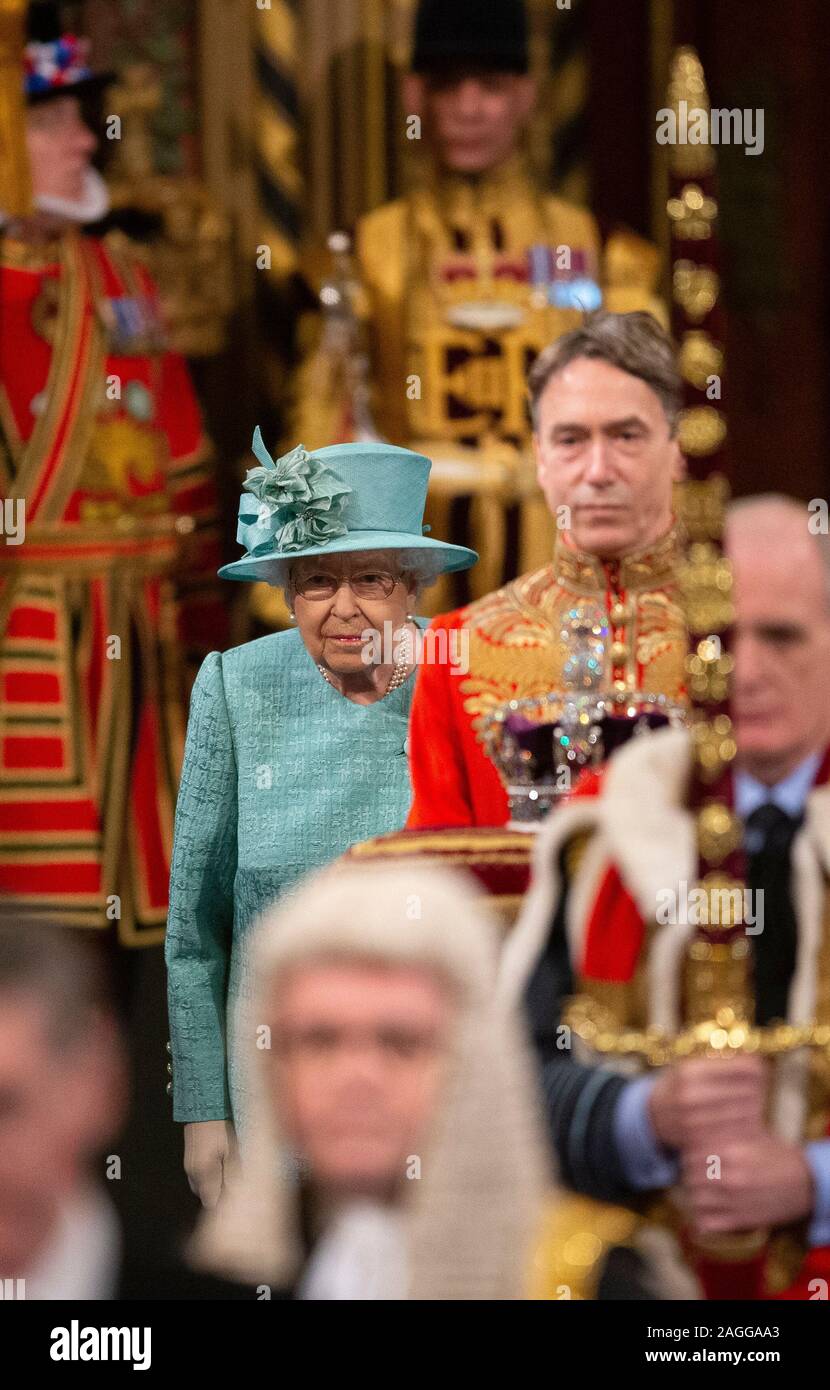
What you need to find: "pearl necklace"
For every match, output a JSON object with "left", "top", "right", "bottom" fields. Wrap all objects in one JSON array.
[{"left": 317, "top": 649, "right": 411, "bottom": 697}]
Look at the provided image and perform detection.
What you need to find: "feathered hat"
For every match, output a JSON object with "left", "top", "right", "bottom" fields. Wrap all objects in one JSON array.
[{"left": 219, "top": 432, "right": 478, "bottom": 586}]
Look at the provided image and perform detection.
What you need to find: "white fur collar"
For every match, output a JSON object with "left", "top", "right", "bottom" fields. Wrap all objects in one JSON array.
[
  {"left": 500, "top": 727, "right": 695, "bottom": 1003},
  {"left": 0, "top": 168, "right": 111, "bottom": 230},
  {"left": 501, "top": 731, "right": 830, "bottom": 1140}
]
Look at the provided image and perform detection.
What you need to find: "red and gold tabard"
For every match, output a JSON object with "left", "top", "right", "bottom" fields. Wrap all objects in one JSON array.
[
  {"left": 0, "top": 226, "right": 226, "bottom": 944},
  {"left": 406, "top": 526, "right": 688, "bottom": 829}
]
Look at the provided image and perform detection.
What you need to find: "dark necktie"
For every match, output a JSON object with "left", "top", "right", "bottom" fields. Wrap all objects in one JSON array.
[{"left": 745, "top": 802, "right": 803, "bottom": 1025}]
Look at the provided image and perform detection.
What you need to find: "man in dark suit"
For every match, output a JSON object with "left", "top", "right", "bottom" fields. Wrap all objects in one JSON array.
[{"left": 504, "top": 495, "right": 830, "bottom": 1299}]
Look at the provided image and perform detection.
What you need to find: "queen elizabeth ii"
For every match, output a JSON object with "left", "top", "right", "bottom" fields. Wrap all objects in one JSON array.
[{"left": 165, "top": 432, "right": 476, "bottom": 1205}]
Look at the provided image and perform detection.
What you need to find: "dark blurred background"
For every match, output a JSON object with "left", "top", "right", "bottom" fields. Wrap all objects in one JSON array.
[{"left": 76, "top": 0, "right": 828, "bottom": 525}]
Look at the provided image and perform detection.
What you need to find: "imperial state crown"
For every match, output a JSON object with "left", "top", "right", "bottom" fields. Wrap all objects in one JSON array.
[{"left": 479, "top": 601, "right": 687, "bottom": 825}]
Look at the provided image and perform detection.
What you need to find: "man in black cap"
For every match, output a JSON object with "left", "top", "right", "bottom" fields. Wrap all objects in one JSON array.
[
  {"left": 406, "top": 0, "right": 537, "bottom": 175},
  {"left": 288, "top": 0, "right": 663, "bottom": 610}
]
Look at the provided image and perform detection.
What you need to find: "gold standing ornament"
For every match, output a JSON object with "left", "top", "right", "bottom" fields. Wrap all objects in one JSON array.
[
  {"left": 544, "top": 47, "right": 819, "bottom": 1298},
  {"left": 0, "top": 0, "right": 32, "bottom": 218}
]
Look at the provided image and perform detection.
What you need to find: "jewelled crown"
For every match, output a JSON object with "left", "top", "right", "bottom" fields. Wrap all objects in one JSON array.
[{"left": 480, "top": 604, "right": 687, "bottom": 826}]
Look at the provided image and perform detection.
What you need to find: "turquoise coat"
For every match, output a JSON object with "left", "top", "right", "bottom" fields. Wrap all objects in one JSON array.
[{"left": 165, "top": 628, "right": 417, "bottom": 1124}]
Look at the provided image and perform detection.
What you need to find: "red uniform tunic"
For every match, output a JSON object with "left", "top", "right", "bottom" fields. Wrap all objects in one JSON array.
[{"left": 0, "top": 227, "right": 226, "bottom": 944}]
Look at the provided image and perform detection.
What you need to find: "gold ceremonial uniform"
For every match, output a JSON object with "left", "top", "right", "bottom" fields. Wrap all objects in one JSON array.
[
  {"left": 407, "top": 527, "right": 689, "bottom": 829},
  {"left": 285, "top": 154, "right": 664, "bottom": 615}
]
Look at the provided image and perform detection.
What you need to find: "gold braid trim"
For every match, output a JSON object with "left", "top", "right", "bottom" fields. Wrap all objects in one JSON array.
[
  {"left": 564, "top": 994, "right": 830, "bottom": 1067},
  {"left": 347, "top": 831, "right": 532, "bottom": 857}
]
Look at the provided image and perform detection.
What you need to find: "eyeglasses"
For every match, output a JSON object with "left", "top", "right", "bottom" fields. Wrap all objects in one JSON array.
[{"left": 292, "top": 570, "right": 400, "bottom": 601}]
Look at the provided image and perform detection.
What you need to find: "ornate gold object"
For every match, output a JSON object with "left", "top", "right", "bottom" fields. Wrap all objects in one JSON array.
[
  {"left": 678, "top": 330, "right": 724, "bottom": 390},
  {"left": 480, "top": 687, "right": 686, "bottom": 824},
  {"left": 609, "top": 600, "right": 631, "bottom": 624},
  {"left": 676, "top": 474, "right": 728, "bottom": 542},
  {"left": 665, "top": 46, "right": 716, "bottom": 179},
  {"left": 548, "top": 45, "right": 815, "bottom": 1294},
  {"left": 667, "top": 183, "right": 718, "bottom": 240},
  {"left": 0, "top": 0, "right": 32, "bottom": 217},
  {"left": 677, "top": 541, "right": 734, "bottom": 634},
  {"left": 690, "top": 712, "right": 737, "bottom": 782},
  {"left": 696, "top": 803, "right": 742, "bottom": 866},
  {"left": 686, "top": 643, "right": 734, "bottom": 703},
  {"left": 672, "top": 260, "right": 719, "bottom": 322},
  {"left": 685, "top": 931, "right": 751, "bottom": 1022},
  {"left": 695, "top": 876, "right": 746, "bottom": 927},
  {"left": 678, "top": 404, "right": 727, "bottom": 457},
  {"left": 563, "top": 996, "right": 830, "bottom": 1068}
]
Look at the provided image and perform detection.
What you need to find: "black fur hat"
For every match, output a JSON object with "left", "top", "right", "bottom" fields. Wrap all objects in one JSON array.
[{"left": 411, "top": 0, "right": 529, "bottom": 76}]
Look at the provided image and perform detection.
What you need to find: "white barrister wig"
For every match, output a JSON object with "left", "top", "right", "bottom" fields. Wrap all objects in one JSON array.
[{"left": 190, "top": 859, "right": 551, "bottom": 1300}]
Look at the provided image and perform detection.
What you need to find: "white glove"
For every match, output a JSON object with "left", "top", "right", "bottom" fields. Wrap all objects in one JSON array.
[{"left": 183, "top": 1120, "right": 236, "bottom": 1208}]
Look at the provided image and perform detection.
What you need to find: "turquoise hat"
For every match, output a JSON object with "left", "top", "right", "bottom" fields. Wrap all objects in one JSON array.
[{"left": 218, "top": 431, "right": 478, "bottom": 585}]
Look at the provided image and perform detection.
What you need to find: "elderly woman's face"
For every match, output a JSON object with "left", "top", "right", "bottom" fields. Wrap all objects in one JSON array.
[{"left": 289, "top": 552, "right": 417, "bottom": 676}]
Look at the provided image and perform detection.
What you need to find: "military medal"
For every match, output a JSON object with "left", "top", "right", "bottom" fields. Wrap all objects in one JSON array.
[
  {"left": 96, "top": 293, "right": 166, "bottom": 356},
  {"left": 531, "top": 245, "right": 603, "bottom": 312}
]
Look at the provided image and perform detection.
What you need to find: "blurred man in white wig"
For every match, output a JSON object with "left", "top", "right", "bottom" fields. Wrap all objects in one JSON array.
[{"left": 190, "top": 861, "right": 548, "bottom": 1300}]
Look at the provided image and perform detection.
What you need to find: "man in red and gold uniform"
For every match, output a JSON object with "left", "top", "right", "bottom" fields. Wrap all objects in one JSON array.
[
  {"left": 0, "top": 5, "right": 225, "bottom": 946},
  {"left": 280, "top": 0, "right": 665, "bottom": 634},
  {"left": 406, "top": 310, "right": 688, "bottom": 829},
  {"left": 504, "top": 497, "right": 830, "bottom": 1300}
]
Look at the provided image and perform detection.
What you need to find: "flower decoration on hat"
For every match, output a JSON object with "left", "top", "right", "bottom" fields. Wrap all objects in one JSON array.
[
  {"left": 237, "top": 429, "right": 353, "bottom": 555},
  {"left": 24, "top": 35, "right": 93, "bottom": 97}
]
